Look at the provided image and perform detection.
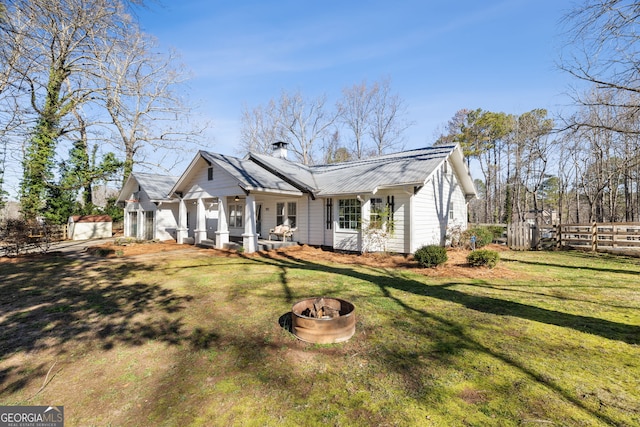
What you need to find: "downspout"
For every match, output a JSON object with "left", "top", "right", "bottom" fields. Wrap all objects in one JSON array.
[{"left": 307, "top": 196, "right": 311, "bottom": 245}]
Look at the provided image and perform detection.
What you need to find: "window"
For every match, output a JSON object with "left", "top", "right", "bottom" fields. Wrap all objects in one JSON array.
[
  {"left": 207, "top": 166, "right": 214, "bottom": 181},
  {"left": 387, "top": 195, "right": 395, "bottom": 232},
  {"left": 144, "top": 211, "right": 154, "bottom": 240},
  {"left": 128, "top": 212, "right": 138, "bottom": 237},
  {"left": 370, "top": 197, "right": 384, "bottom": 229},
  {"left": 276, "top": 202, "right": 297, "bottom": 227},
  {"left": 338, "top": 199, "right": 361, "bottom": 230},
  {"left": 449, "top": 202, "right": 454, "bottom": 220},
  {"left": 229, "top": 203, "right": 243, "bottom": 228}
]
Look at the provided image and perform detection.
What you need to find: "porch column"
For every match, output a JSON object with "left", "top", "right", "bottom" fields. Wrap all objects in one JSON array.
[
  {"left": 194, "top": 197, "right": 207, "bottom": 244},
  {"left": 242, "top": 194, "right": 258, "bottom": 253},
  {"left": 216, "top": 196, "right": 229, "bottom": 249},
  {"left": 123, "top": 208, "right": 130, "bottom": 238},
  {"left": 137, "top": 209, "right": 143, "bottom": 240},
  {"left": 176, "top": 198, "right": 188, "bottom": 244}
]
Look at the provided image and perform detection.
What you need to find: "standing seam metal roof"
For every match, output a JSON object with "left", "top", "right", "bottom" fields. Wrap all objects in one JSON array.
[
  {"left": 201, "top": 151, "right": 303, "bottom": 194},
  {"left": 132, "top": 172, "right": 179, "bottom": 201},
  {"left": 249, "top": 145, "right": 459, "bottom": 196}
]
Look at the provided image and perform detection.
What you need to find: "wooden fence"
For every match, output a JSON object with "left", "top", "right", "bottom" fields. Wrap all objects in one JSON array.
[
  {"left": 505, "top": 222, "right": 640, "bottom": 251},
  {"left": 557, "top": 222, "right": 640, "bottom": 251}
]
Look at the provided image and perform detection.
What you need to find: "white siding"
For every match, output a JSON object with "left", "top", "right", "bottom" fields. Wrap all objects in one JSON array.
[
  {"left": 383, "top": 192, "right": 411, "bottom": 254},
  {"left": 250, "top": 194, "right": 308, "bottom": 243},
  {"left": 334, "top": 231, "right": 360, "bottom": 252},
  {"left": 183, "top": 159, "right": 240, "bottom": 200},
  {"left": 322, "top": 198, "right": 334, "bottom": 248},
  {"left": 411, "top": 162, "right": 468, "bottom": 252},
  {"left": 70, "top": 222, "right": 112, "bottom": 240},
  {"left": 156, "top": 204, "right": 179, "bottom": 241},
  {"left": 307, "top": 198, "right": 325, "bottom": 246}
]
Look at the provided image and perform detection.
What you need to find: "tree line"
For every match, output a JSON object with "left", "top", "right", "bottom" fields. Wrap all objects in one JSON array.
[
  {"left": 0, "top": 0, "right": 203, "bottom": 223},
  {"left": 434, "top": 1, "right": 640, "bottom": 226},
  {"left": 2, "top": 0, "right": 640, "bottom": 229}
]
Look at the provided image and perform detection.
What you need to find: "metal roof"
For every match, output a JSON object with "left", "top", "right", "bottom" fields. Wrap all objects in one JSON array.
[
  {"left": 133, "top": 172, "right": 179, "bottom": 201},
  {"left": 165, "top": 144, "right": 476, "bottom": 200},
  {"left": 248, "top": 145, "right": 472, "bottom": 197},
  {"left": 201, "top": 152, "right": 303, "bottom": 195}
]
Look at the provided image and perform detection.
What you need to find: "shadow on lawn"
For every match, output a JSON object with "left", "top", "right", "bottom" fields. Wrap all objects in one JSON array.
[
  {"left": 257, "top": 251, "right": 640, "bottom": 345},
  {"left": 0, "top": 257, "right": 195, "bottom": 394},
  {"left": 501, "top": 250, "right": 640, "bottom": 277},
  {"left": 249, "top": 250, "right": 636, "bottom": 426}
]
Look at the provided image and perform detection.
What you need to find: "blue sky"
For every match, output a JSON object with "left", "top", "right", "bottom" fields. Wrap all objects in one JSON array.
[{"left": 135, "top": 0, "right": 576, "bottom": 159}]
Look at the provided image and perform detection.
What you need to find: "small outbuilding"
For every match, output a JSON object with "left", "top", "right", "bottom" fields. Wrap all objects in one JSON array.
[{"left": 67, "top": 215, "right": 113, "bottom": 240}]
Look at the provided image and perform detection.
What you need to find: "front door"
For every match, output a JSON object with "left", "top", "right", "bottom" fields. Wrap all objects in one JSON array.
[{"left": 256, "top": 203, "right": 262, "bottom": 237}]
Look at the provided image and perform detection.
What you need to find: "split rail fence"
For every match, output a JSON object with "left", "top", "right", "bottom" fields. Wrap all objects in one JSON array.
[{"left": 506, "top": 222, "right": 640, "bottom": 251}]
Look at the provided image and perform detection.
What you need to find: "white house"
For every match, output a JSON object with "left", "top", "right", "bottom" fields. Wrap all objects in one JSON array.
[
  {"left": 116, "top": 172, "right": 184, "bottom": 241},
  {"left": 160, "top": 143, "right": 476, "bottom": 254}
]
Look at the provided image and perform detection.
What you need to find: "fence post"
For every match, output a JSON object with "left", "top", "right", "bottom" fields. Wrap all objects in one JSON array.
[
  {"left": 591, "top": 222, "right": 597, "bottom": 251},
  {"left": 555, "top": 224, "right": 561, "bottom": 249}
]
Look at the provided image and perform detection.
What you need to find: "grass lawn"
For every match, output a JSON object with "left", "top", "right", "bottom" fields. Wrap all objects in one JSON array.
[{"left": 0, "top": 245, "right": 639, "bottom": 426}]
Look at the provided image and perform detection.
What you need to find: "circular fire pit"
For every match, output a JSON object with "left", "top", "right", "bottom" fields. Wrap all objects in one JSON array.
[{"left": 291, "top": 297, "right": 355, "bottom": 344}]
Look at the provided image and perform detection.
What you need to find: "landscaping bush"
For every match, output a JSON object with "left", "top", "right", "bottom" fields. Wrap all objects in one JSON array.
[
  {"left": 467, "top": 249, "right": 500, "bottom": 268},
  {"left": 461, "top": 226, "right": 494, "bottom": 248},
  {"left": 414, "top": 245, "right": 448, "bottom": 268}
]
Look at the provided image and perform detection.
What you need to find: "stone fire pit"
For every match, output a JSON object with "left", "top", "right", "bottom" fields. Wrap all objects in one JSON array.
[{"left": 291, "top": 297, "right": 355, "bottom": 344}]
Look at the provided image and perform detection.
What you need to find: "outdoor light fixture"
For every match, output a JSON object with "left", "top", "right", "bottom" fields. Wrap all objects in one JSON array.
[{"left": 234, "top": 196, "right": 240, "bottom": 202}]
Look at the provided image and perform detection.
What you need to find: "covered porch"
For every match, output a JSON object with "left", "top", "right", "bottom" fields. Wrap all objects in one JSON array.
[{"left": 175, "top": 193, "right": 301, "bottom": 253}]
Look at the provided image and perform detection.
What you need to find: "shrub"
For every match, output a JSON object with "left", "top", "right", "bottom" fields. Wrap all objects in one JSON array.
[
  {"left": 467, "top": 249, "right": 500, "bottom": 268},
  {"left": 414, "top": 245, "right": 448, "bottom": 268},
  {"left": 461, "top": 226, "right": 494, "bottom": 248}
]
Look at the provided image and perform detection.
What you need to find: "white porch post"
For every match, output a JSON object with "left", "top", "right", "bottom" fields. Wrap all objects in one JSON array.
[
  {"left": 194, "top": 197, "right": 207, "bottom": 244},
  {"left": 242, "top": 194, "right": 258, "bottom": 253},
  {"left": 216, "top": 196, "right": 229, "bottom": 249},
  {"left": 176, "top": 199, "right": 187, "bottom": 244},
  {"left": 136, "top": 209, "right": 143, "bottom": 240},
  {"left": 123, "top": 208, "right": 130, "bottom": 238}
]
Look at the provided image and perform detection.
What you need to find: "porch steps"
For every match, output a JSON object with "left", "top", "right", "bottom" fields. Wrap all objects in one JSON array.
[{"left": 195, "top": 239, "right": 297, "bottom": 252}]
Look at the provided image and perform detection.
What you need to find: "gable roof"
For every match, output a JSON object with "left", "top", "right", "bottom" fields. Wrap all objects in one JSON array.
[
  {"left": 168, "top": 144, "right": 476, "bottom": 200},
  {"left": 202, "top": 152, "right": 303, "bottom": 195},
  {"left": 249, "top": 144, "right": 476, "bottom": 198},
  {"left": 171, "top": 151, "right": 304, "bottom": 196},
  {"left": 117, "top": 172, "right": 179, "bottom": 203}
]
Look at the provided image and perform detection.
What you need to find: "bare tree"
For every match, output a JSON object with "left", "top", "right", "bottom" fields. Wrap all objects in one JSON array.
[
  {"left": 240, "top": 89, "right": 336, "bottom": 164},
  {"left": 0, "top": 20, "right": 26, "bottom": 207},
  {"left": 368, "top": 77, "right": 412, "bottom": 156},
  {"left": 560, "top": 0, "right": 640, "bottom": 135},
  {"left": 239, "top": 100, "right": 285, "bottom": 155},
  {"left": 337, "top": 80, "right": 374, "bottom": 160},
  {"left": 277, "top": 90, "right": 336, "bottom": 165},
  {"left": 93, "top": 25, "right": 206, "bottom": 182},
  {"left": 515, "top": 109, "right": 555, "bottom": 235},
  {"left": 0, "top": 0, "right": 141, "bottom": 218},
  {"left": 338, "top": 77, "right": 412, "bottom": 159}
]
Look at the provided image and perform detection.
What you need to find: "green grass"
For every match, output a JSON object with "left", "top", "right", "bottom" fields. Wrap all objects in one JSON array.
[{"left": 0, "top": 248, "right": 639, "bottom": 426}]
